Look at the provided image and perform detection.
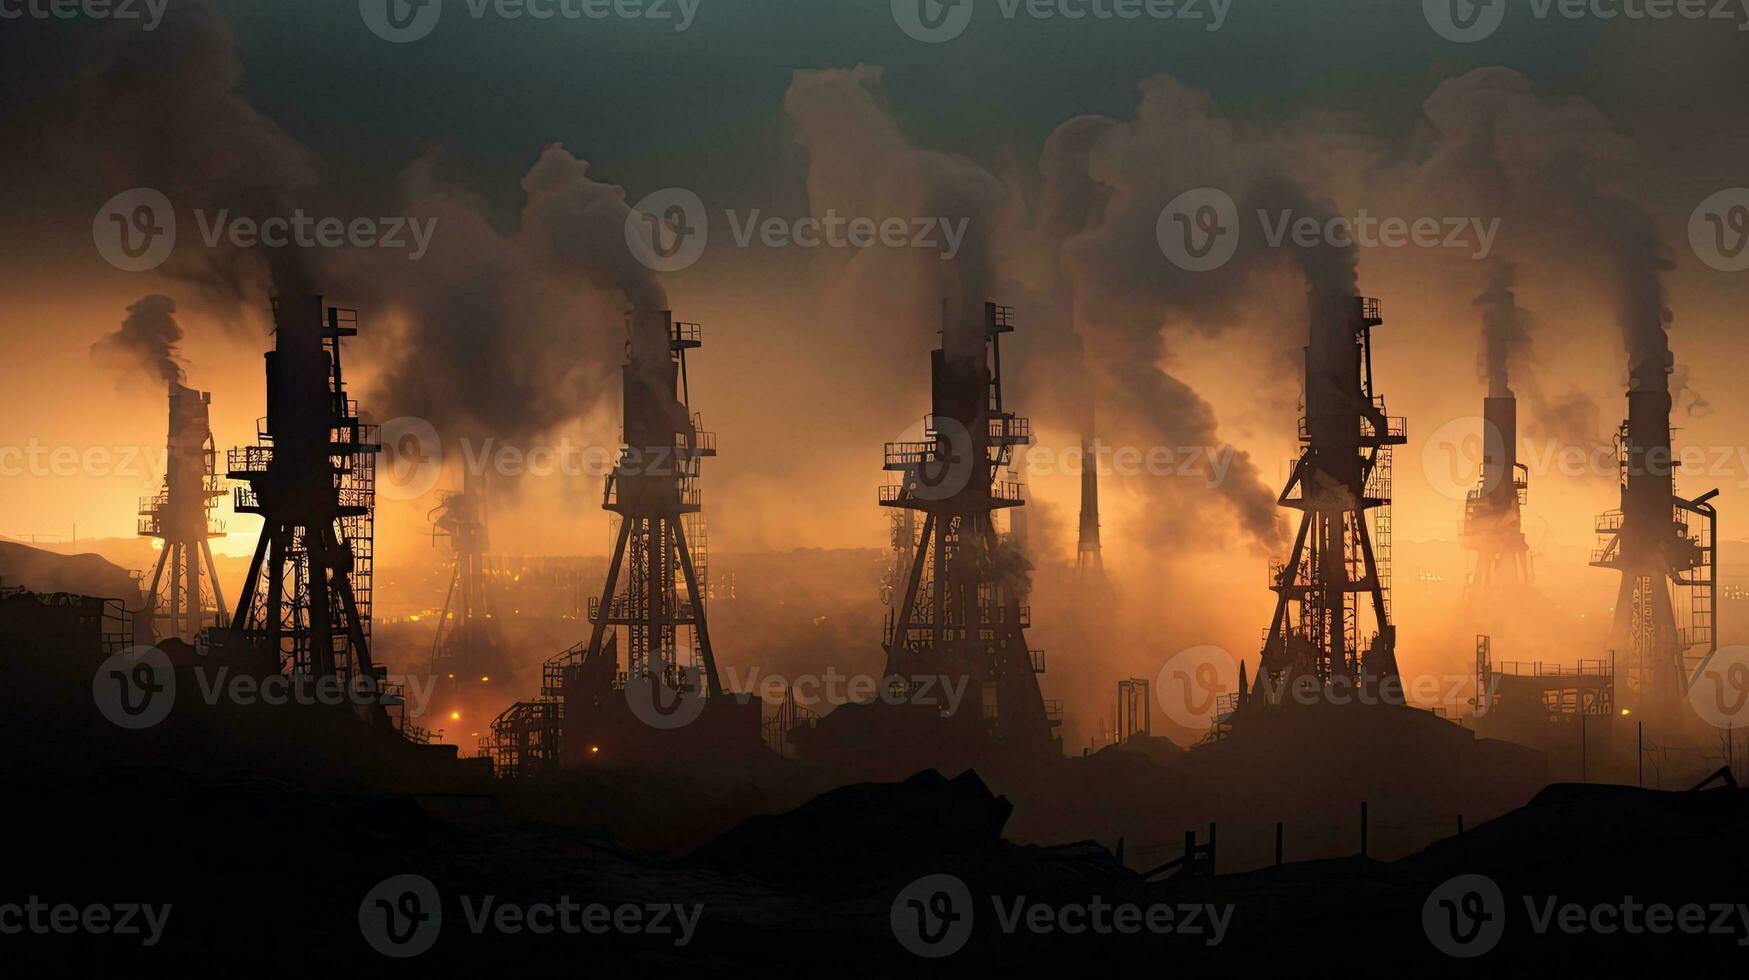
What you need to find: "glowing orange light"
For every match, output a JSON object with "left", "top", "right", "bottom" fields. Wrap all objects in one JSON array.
[{"left": 450, "top": 711, "right": 461, "bottom": 721}]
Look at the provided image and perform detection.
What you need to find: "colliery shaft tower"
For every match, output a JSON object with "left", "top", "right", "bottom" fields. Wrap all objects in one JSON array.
[
  {"left": 581, "top": 311, "right": 722, "bottom": 703},
  {"left": 429, "top": 468, "right": 500, "bottom": 679},
  {"left": 1256, "top": 296, "right": 1407, "bottom": 702},
  {"left": 879, "top": 302, "right": 1059, "bottom": 756},
  {"left": 138, "top": 382, "right": 227, "bottom": 642},
  {"left": 1077, "top": 433, "right": 1103, "bottom": 578},
  {"left": 1591, "top": 379, "right": 1718, "bottom": 719},
  {"left": 221, "top": 296, "right": 384, "bottom": 697},
  {"left": 1463, "top": 392, "right": 1533, "bottom": 593}
]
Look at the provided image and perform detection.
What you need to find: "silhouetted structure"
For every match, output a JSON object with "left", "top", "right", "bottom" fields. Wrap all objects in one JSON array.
[
  {"left": 1591, "top": 373, "right": 1718, "bottom": 720},
  {"left": 138, "top": 382, "right": 226, "bottom": 642},
  {"left": 1077, "top": 434, "right": 1103, "bottom": 578},
  {"left": 214, "top": 297, "right": 387, "bottom": 718},
  {"left": 487, "top": 312, "right": 755, "bottom": 774},
  {"left": 1255, "top": 296, "right": 1406, "bottom": 703},
  {"left": 1463, "top": 393, "right": 1532, "bottom": 594},
  {"left": 429, "top": 468, "right": 501, "bottom": 679},
  {"left": 798, "top": 303, "right": 1059, "bottom": 773},
  {"left": 1116, "top": 677, "right": 1150, "bottom": 742}
]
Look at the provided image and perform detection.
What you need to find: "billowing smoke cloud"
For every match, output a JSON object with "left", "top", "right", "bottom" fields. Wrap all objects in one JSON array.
[
  {"left": 90, "top": 295, "right": 184, "bottom": 387},
  {"left": 1474, "top": 259, "right": 1528, "bottom": 398},
  {"left": 331, "top": 147, "right": 666, "bottom": 448},
  {"left": 1039, "top": 77, "right": 1382, "bottom": 553},
  {"left": 1420, "top": 68, "right": 1686, "bottom": 401},
  {"left": 783, "top": 65, "right": 1006, "bottom": 363},
  {"left": 64, "top": 0, "right": 320, "bottom": 312}
]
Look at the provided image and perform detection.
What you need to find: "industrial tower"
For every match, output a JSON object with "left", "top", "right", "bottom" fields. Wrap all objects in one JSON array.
[
  {"left": 221, "top": 296, "right": 384, "bottom": 697},
  {"left": 1591, "top": 374, "right": 1718, "bottom": 719},
  {"left": 429, "top": 468, "right": 500, "bottom": 678},
  {"left": 1255, "top": 296, "right": 1407, "bottom": 702},
  {"left": 1077, "top": 434, "right": 1103, "bottom": 577},
  {"left": 878, "top": 302, "right": 1059, "bottom": 757},
  {"left": 1462, "top": 391, "right": 1533, "bottom": 593},
  {"left": 580, "top": 311, "right": 722, "bottom": 706},
  {"left": 138, "top": 382, "right": 227, "bottom": 642}
]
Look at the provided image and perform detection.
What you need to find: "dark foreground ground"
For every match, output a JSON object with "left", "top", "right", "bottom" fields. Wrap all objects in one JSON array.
[{"left": 6, "top": 753, "right": 1747, "bottom": 975}]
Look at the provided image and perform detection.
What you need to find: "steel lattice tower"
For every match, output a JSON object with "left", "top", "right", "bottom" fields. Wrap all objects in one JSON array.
[
  {"left": 138, "top": 382, "right": 228, "bottom": 642},
  {"left": 1077, "top": 434, "right": 1103, "bottom": 578},
  {"left": 429, "top": 468, "right": 499, "bottom": 678},
  {"left": 880, "top": 302, "right": 1058, "bottom": 755},
  {"left": 580, "top": 311, "right": 722, "bottom": 699},
  {"left": 1256, "top": 295, "right": 1406, "bottom": 701},
  {"left": 1591, "top": 379, "right": 1718, "bottom": 718},
  {"left": 224, "top": 296, "right": 383, "bottom": 689},
  {"left": 1463, "top": 393, "right": 1533, "bottom": 595}
]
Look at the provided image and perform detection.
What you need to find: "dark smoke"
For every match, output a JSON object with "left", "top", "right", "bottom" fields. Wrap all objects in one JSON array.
[
  {"left": 1474, "top": 259, "right": 1528, "bottom": 398},
  {"left": 91, "top": 295, "right": 184, "bottom": 387},
  {"left": 332, "top": 147, "right": 665, "bottom": 449},
  {"left": 65, "top": 0, "right": 320, "bottom": 315},
  {"left": 1422, "top": 68, "right": 1685, "bottom": 401}
]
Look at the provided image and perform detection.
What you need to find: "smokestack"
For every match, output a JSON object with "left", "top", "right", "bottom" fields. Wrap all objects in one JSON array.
[{"left": 1077, "top": 435, "right": 1103, "bottom": 575}]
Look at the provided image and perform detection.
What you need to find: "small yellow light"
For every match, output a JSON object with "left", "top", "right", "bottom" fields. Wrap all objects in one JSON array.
[
  {"left": 590, "top": 746, "right": 600, "bottom": 754},
  {"left": 480, "top": 676, "right": 490, "bottom": 683},
  {"left": 450, "top": 711, "right": 461, "bottom": 721},
  {"left": 1621, "top": 709, "right": 1631, "bottom": 716}
]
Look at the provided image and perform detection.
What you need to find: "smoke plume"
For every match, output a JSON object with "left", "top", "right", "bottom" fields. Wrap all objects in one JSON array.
[
  {"left": 1474, "top": 259, "right": 1528, "bottom": 399},
  {"left": 65, "top": 0, "right": 321, "bottom": 314},
  {"left": 332, "top": 147, "right": 665, "bottom": 450},
  {"left": 91, "top": 295, "right": 184, "bottom": 387}
]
